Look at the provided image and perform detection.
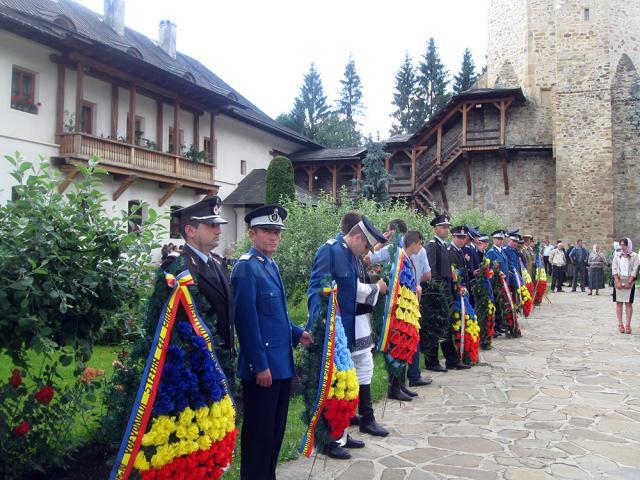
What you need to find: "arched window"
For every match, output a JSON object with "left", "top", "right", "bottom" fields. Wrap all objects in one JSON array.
[
  {"left": 53, "top": 15, "right": 76, "bottom": 31},
  {"left": 182, "top": 72, "right": 196, "bottom": 83}
]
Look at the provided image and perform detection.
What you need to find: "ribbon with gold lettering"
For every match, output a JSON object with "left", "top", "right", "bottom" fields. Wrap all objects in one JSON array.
[
  {"left": 109, "top": 269, "right": 234, "bottom": 480},
  {"left": 378, "top": 248, "right": 404, "bottom": 352},
  {"left": 299, "top": 283, "right": 338, "bottom": 457}
]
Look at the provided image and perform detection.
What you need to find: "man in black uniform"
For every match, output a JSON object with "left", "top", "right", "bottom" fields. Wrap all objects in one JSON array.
[
  {"left": 167, "top": 196, "right": 235, "bottom": 355},
  {"left": 449, "top": 225, "right": 470, "bottom": 290},
  {"left": 424, "top": 214, "right": 471, "bottom": 372}
]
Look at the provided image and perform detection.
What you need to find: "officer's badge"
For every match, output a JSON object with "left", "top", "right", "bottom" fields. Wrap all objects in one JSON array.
[
  {"left": 212, "top": 204, "right": 220, "bottom": 215},
  {"left": 269, "top": 208, "right": 280, "bottom": 223}
]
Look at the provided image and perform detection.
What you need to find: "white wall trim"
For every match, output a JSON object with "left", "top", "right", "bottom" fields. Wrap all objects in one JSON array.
[{"left": 0, "top": 134, "right": 59, "bottom": 149}]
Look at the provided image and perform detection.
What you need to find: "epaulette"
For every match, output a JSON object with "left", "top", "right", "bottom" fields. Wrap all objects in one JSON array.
[
  {"left": 429, "top": 239, "right": 436, "bottom": 243},
  {"left": 238, "top": 253, "right": 253, "bottom": 261},
  {"left": 325, "top": 239, "right": 338, "bottom": 245}
]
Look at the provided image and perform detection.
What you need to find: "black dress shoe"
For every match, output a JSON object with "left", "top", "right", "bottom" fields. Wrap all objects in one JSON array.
[
  {"left": 400, "top": 384, "right": 418, "bottom": 397},
  {"left": 425, "top": 363, "right": 448, "bottom": 372},
  {"left": 349, "top": 414, "right": 360, "bottom": 426},
  {"left": 409, "top": 377, "right": 433, "bottom": 387},
  {"left": 344, "top": 435, "right": 365, "bottom": 449},
  {"left": 446, "top": 362, "right": 472, "bottom": 370},
  {"left": 493, "top": 331, "right": 503, "bottom": 338},
  {"left": 325, "top": 442, "right": 351, "bottom": 460}
]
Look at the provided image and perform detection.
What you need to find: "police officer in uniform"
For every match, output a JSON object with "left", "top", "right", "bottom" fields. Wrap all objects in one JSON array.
[
  {"left": 485, "top": 230, "right": 510, "bottom": 335},
  {"left": 232, "top": 204, "right": 313, "bottom": 480},
  {"left": 424, "top": 214, "right": 471, "bottom": 372},
  {"left": 307, "top": 215, "right": 388, "bottom": 459},
  {"left": 168, "top": 196, "right": 235, "bottom": 359}
]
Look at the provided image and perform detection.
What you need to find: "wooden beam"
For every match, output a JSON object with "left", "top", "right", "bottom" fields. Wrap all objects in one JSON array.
[
  {"left": 159, "top": 183, "right": 183, "bottom": 207},
  {"left": 127, "top": 83, "right": 136, "bottom": 144},
  {"left": 55, "top": 63, "right": 65, "bottom": 141},
  {"left": 75, "top": 62, "right": 84, "bottom": 133},
  {"left": 58, "top": 168, "right": 78, "bottom": 193},
  {"left": 410, "top": 149, "right": 417, "bottom": 190},
  {"left": 194, "top": 113, "right": 199, "bottom": 151},
  {"left": 304, "top": 166, "right": 317, "bottom": 192},
  {"left": 463, "top": 153, "right": 472, "bottom": 195},
  {"left": 156, "top": 99, "right": 163, "bottom": 151},
  {"left": 329, "top": 165, "right": 338, "bottom": 200},
  {"left": 439, "top": 177, "right": 449, "bottom": 212},
  {"left": 385, "top": 156, "right": 390, "bottom": 172},
  {"left": 499, "top": 100, "right": 506, "bottom": 145},
  {"left": 110, "top": 84, "right": 118, "bottom": 139},
  {"left": 500, "top": 149, "right": 510, "bottom": 195},
  {"left": 173, "top": 100, "right": 180, "bottom": 155},
  {"left": 436, "top": 126, "right": 442, "bottom": 165},
  {"left": 461, "top": 103, "right": 473, "bottom": 146},
  {"left": 112, "top": 175, "right": 136, "bottom": 201}
]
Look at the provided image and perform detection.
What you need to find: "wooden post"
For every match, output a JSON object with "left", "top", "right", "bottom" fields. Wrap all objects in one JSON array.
[
  {"left": 55, "top": 64, "right": 65, "bottom": 141},
  {"left": 410, "top": 149, "right": 417, "bottom": 190},
  {"left": 436, "top": 126, "right": 442, "bottom": 165},
  {"left": 127, "top": 83, "right": 136, "bottom": 144},
  {"left": 462, "top": 103, "right": 472, "bottom": 146},
  {"left": 193, "top": 113, "right": 199, "bottom": 151},
  {"left": 463, "top": 153, "right": 472, "bottom": 195},
  {"left": 305, "top": 166, "right": 317, "bottom": 192},
  {"left": 74, "top": 62, "right": 84, "bottom": 133},
  {"left": 173, "top": 100, "right": 180, "bottom": 155},
  {"left": 439, "top": 177, "right": 449, "bottom": 211},
  {"left": 156, "top": 100, "right": 163, "bottom": 151},
  {"left": 209, "top": 112, "right": 216, "bottom": 165},
  {"left": 110, "top": 84, "right": 119, "bottom": 139},
  {"left": 159, "top": 183, "right": 183, "bottom": 206},
  {"left": 500, "top": 148, "right": 510, "bottom": 194},
  {"left": 385, "top": 156, "right": 390, "bottom": 172},
  {"left": 499, "top": 100, "right": 506, "bottom": 145},
  {"left": 330, "top": 165, "right": 337, "bottom": 201},
  {"left": 355, "top": 163, "right": 362, "bottom": 181}
]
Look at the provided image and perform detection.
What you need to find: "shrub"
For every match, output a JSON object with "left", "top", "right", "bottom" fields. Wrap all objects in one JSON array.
[
  {"left": 265, "top": 155, "right": 295, "bottom": 204},
  {"left": 0, "top": 153, "right": 164, "bottom": 476}
]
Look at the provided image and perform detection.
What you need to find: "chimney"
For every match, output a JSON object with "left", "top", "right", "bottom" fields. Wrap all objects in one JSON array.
[
  {"left": 103, "top": 0, "right": 125, "bottom": 36},
  {"left": 158, "top": 20, "right": 177, "bottom": 59}
]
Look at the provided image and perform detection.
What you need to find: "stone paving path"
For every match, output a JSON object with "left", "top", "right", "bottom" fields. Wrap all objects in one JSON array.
[{"left": 278, "top": 288, "right": 640, "bottom": 480}]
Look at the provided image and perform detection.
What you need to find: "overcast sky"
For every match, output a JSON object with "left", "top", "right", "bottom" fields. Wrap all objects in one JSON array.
[{"left": 77, "top": 0, "right": 488, "bottom": 138}]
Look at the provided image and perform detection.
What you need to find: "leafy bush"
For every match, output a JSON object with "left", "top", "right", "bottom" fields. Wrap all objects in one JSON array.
[
  {"left": 265, "top": 155, "right": 295, "bottom": 204},
  {"left": 0, "top": 153, "right": 164, "bottom": 476},
  {"left": 449, "top": 208, "right": 506, "bottom": 237}
]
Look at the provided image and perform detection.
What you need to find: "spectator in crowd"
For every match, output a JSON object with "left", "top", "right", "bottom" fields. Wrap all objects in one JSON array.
[
  {"left": 570, "top": 239, "right": 589, "bottom": 292},
  {"left": 609, "top": 241, "right": 621, "bottom": 290},
  {"left": 550, "top": 241, "right": 567, "bottom": 292},
  {"left": 588, "top": 244, "right": 607, "bottom": 295},
  {"left": 565, "top": 243, "right": 575, "bottom": 286},
  {"left": 611, "top": 238, "right": 638, "bottom": 334},
  {"left": 543, "top": 237, "right": 554, "bottom": 275}
]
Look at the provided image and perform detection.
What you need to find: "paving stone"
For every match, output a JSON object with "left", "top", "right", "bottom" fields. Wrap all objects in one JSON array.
[
  {"left": 504, "top": 467, "right": 555, "bottom": 479},
  {"left": 423, "top": 464, "right": 497, "bottom": 480},
  {"left": 428, "top": 436, "right": 503, "bottom": 454},
  {"left": 549, "top": 463, "right": 588, "bottom": 479},
  {"left": 433, "top": 453, "right": 483, "bottom": 467},
  {"left": 380, "top": 456, "right": 414, "bottom": 468},
  {"left": 398, "top": 448, "right": 448, "bottom": 464},
  {"left": 498, "top": 429, "right": 530, "bottom": 439},
  {"left": 381, "top": 469, "right": 406, "bottom": 480},
  {"left": 336, "top": 460, "right": 375, "bottom": 479}
]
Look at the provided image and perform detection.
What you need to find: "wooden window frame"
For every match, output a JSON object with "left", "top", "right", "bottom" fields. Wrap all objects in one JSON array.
[
  {"left": 11, "top": 66, "right": 38, "bottom": 114},
  {"left": 240, "top": 159, "right": 247, "bottom": 175},
  {"left": 80, "top": 100, "right": 96, "bottom": 135},
  {"left": 127, "top": 200, "right": 143, "bottom": 234},
  {"left": 168, "top": 127, "right": 185, "bottom": 155},
  {"left": 169, "top": 205, "right": 183, "bottom": 239},
  {"left": 127, "top": 115, "right": 146, "bottom": 145}
]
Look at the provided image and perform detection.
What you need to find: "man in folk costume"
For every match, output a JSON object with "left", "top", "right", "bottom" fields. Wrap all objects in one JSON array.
[
  {"left": 307, "top": 216, "right": 388, "bottom": 459},
  {"left": 164, "top": 196, "right": 236, "bottom": 378},
  {"left": 424, "top": 214, "right": 471, "bottom": 372},
  {"left": 339, "top": 213, "right": 391, "bottom": 439},
  {"left": 231, "top": 204, "right": 313, "bottom": 480},
  {"left": 485, "top": 230, "right": 511, "bottom": 336}
]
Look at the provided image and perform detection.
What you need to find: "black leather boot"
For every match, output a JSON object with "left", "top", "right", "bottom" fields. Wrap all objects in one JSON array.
[
  {"left": 324, "top": 441, "right": 351, "bottom": 460},
  {"left": 399, "top": 368, "right": 418, "bottom": 397},
  {"left": 387, "top": 374, "right": 413, "bottom": 402},
  {"left": 358, "top": 384, "right": 389, "bottom": 437}
]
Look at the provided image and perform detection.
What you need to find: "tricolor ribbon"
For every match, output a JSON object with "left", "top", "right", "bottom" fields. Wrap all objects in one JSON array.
[
  {"left": 500, "top": 274, "right": 516, "bottom": 315},
  {"left": 459, "top": 294, "right": 467, "bottom": 360},
  {"left": 378, "top": 248, "right": 405, "bottom": 352},
  {"left": 299, "top": 283, "right": 338, "bottom": 457},
  {"left": 109, "top": 270, "right": 234, "bottom": 480}
]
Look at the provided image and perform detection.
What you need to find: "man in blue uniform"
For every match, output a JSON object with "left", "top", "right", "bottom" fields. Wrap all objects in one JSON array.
[
  {"left": 232, "top": 204, "right": 313, "bottom": 480},
  {"left": 463, "top": 225, "right": 482, "bottom": 285},
  {"left": 504, "top": 231, "right": 523, "bottom": 292},
  {"left": 485, "top": 230, "right": 510, "bottom": 335},
  {"left": 307, "top": 215, "right": 388, "bottom": 459}
]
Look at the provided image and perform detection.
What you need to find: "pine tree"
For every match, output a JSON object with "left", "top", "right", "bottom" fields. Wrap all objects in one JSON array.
[
  {"left": 295, "top": 63, "right": 330, "bottom": 140},
  {"left": 453, "top": 48, "right": 478, "bottom": 94},
  {"left": 390, "top": 52, "right": 418, "bottom": 135},
  {"left": 359, "top": 138, "right": 394, "bottom": 205},
  {"left": 338, "top": 55, "right": 363, "bottom": 146},
  {"left": 415, "top": 37, "right": 450, "bottom": 127}
]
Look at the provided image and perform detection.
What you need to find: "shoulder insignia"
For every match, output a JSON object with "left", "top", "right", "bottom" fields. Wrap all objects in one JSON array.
[
  {"left": 429, "top": 239, "right": 436, "bottom": 243},
  {"left": 341, "top": 242, "right": 348, "bottom": 249},
  {"left": 256, "top": 256, "right": 265, "bottom": 262},
  {"left": 238, "top": 253, "right": 253, "bottom": 261},
  {"left": 190, "top": 255, "right": 198, "bottom": 266},
  {"left": 325, "top": 239, "right": 338, "bottom": 245}
]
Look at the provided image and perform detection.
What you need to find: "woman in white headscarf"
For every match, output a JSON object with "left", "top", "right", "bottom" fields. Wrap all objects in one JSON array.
[
  {"left": 588, "top": 244, "right": 606, "bottom": 295},
  {"left": 611, "top": 238, "right": 639, "bottom": 333}
]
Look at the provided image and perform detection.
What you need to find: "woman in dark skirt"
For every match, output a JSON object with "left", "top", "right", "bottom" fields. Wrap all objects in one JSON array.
[
  {"left": 612, "top": 238, "right": 639, "bottom": 334},
  {"left": 588, "top": 244, "right": 606, "bottom": 295}
]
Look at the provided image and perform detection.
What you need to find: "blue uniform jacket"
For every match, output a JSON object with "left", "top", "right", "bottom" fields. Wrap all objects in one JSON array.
[
  {"left": 463, "top": 245, "right": 481, "bottom": 280},
  {"left": 231, "top": 247, "right": 303, "bottom": 381},
  {"left": 504, "top": 246, "right": 522, "bottom": 286},
  {"left": 307, "top": 234, "right": 358, "bottom": 349},
  {"left": 485, "top": 246, "right": 510, "bottom": 282}
]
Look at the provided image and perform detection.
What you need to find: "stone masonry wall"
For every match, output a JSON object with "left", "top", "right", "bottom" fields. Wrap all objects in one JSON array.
[{"left": 431, "top": 151, "right": 556, "bottom": 239}]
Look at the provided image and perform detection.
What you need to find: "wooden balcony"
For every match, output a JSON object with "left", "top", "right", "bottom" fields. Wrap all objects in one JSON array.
[{"left": 55, "top": 133, "right": 218, "bottom": 198}]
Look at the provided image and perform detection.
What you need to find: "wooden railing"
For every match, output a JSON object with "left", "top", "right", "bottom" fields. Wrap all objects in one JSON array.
[{"left": 58, "top": 133, "right": 215, "bottom": 185}]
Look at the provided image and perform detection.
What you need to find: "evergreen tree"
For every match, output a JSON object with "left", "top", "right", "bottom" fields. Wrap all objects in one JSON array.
[
  {"left": 359, "top": 138, "right": 394, "bottom": 205},
  {"left": 415, "top": 37, "right": 450, "bottom": 127},
  {"left": 295, "top": 63, "right": 330, "bottom": 140},
  {"left": 265, "top": 156, "right": 295, "bottom": 204},
  {"left": 453, "top": 48, "right": 478, "bottom": 94},
  {"left": 315, "top": 112, "right": 354, "bottom": 148},
  {"left": 338, "top": 55, "right": 364, "bottom": 146},
  {"left": 390, "top": 52, "right": 418, "bottom": 135}
]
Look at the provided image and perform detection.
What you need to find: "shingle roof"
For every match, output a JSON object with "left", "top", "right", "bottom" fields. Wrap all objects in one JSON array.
[
  {"left": 289, "top": 146, "right": 367, "bottom": 163},
  {"left": 0, "top": 0, "right": 321, "bottom": 148},
  {"left": 223, "top": 168, "right": 317, "bottom": 206}
]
